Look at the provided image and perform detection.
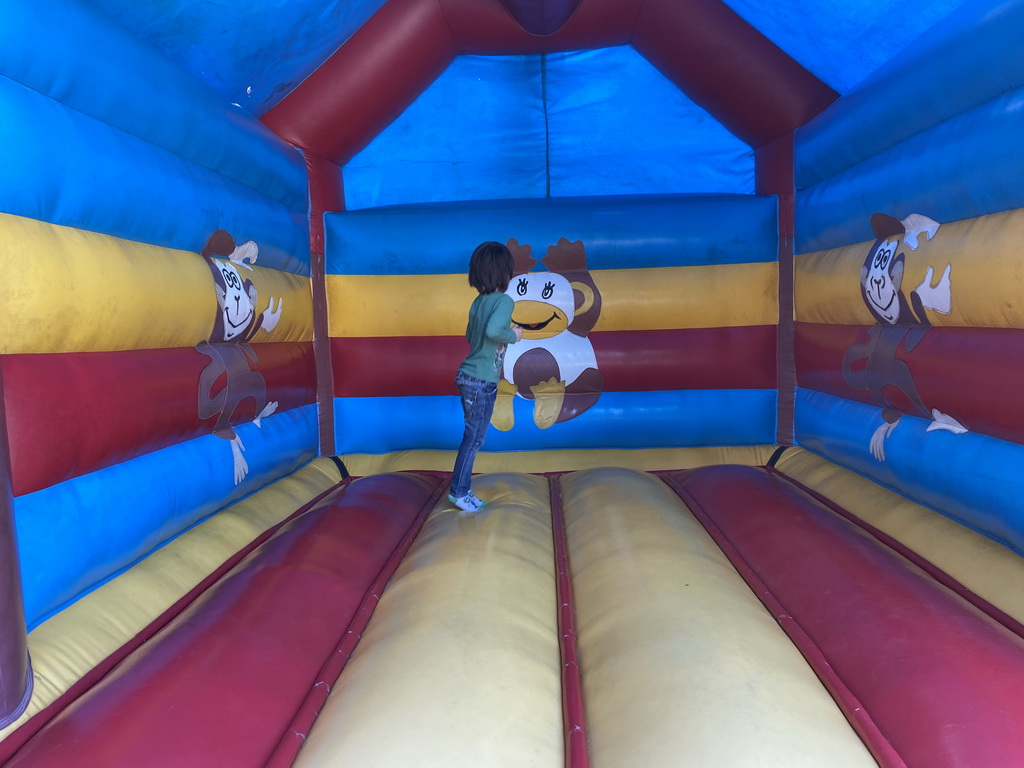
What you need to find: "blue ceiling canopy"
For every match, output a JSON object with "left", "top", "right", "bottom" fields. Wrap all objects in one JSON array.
[{"left": 79, "top": 0, "right": 974, "bottom": 117}]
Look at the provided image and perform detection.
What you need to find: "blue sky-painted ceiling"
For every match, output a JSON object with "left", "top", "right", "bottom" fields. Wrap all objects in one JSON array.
[{"left": 80, "top": 0, "right": 971, "bottom": 117}]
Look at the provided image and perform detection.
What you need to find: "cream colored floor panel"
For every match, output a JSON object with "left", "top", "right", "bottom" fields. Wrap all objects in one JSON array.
[
  {"left": 295, "top": 473, "right": 563, "bottom": 768},
  {"left": 561, "top": 467, "right": 875, "bottom": 768}
]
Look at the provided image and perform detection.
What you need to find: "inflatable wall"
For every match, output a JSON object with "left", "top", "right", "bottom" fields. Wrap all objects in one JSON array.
[
  {"left": 1, "top": 0, "right": 1024, "bottom": 765},
  {"left": 792, "top": 0, "right": 1024, "bottom": 555}
]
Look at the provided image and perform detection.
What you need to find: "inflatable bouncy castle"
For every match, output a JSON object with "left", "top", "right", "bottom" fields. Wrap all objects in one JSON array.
[{"left": 1, "top": 0, "right": 1023, "bottom": 765}]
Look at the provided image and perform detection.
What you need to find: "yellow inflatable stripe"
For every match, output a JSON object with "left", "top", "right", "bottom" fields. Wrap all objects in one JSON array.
[
  {"left": 561, "top": 467, "right": 875, "bottom": 767},
  {"left": 295, "top": 473, "right": 562, "bottom": 767},
  {"left": 796, "top": 207, "right": 1024, "bottom": 328},
  {"left": 340, "top": 445, "right": 778, "bottom": 476},
  {"left": 327, "top": 262, "right": 778, "bottom": 337},
  {"left": 775, "top": 448, "right": 1024, "bottom": 629},
  {"left": 0, "top": 459, "right": 342, "bottom": 742},
  {"left": 0, "top": 212, "right": 312, "bottom": 353}
]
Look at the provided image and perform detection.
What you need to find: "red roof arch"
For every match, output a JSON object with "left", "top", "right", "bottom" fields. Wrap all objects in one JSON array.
[{"left": 261, "top": 0, "right": 838, "bottom": 164}]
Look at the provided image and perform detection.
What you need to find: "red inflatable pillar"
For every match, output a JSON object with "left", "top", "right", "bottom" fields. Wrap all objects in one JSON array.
[{"left": 0, "top": 365, "right": 31, "bottom": 728}]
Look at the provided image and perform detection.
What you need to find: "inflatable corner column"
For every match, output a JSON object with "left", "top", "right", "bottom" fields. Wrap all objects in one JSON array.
[{"left": 0, "top": 367, "right": 31, "bottom": 728}]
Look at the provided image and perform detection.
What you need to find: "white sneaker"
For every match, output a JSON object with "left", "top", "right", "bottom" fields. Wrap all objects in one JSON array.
[{"left": 448, "top": 491, "right": 487, "bottom": 513}]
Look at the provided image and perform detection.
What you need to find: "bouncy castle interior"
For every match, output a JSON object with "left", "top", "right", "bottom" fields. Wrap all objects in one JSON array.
[{"left": 1, "top": 0, "right": 1023, "bottom": 765}]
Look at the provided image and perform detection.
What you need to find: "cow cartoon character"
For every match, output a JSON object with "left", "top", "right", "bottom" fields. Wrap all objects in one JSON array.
[
  {"left": 195, "top": 229, "right": 283, "bottom": 483},
  {"left": 841, "top": 213, "right": 966, "bottom": 460},
  {"left": 492, "top": 237, "right": 603, "bottom": 430}
]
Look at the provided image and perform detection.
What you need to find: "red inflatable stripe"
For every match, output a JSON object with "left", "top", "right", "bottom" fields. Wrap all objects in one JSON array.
[
  {"left": 2, "top": 472, "right": 444, "bottom": 768},
  {"left": 3, "top": 342, "right": 316, "bottom": 496},
  {"left": 665, "top": 465, "right": 1024, "bottom": 768},
  {"left": 331, "top": 326, "right": 777, "bottom": 397},
  {"left": 796, "top": 321, "right": 1024, "bottom": 444}
]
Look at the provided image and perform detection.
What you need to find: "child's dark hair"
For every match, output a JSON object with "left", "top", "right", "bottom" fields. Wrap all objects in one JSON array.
[{"left": 468, "top": 241, "right": 514, "bottom": 294}]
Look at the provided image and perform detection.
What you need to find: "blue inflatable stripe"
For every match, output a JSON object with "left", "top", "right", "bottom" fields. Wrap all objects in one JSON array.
[
  {"left": 15, "top": 405, "right": 319, "bottom": 630},
  {"left": 795, "top": 0, "right": 1024, "bottom": 190},
  {"left": 325, "top": 195, "right": 779, "bottom": 275},
  {"left": 795, "top": 85, "right": 1024, "bottom": 254},
  {"left": 795, "top": 388, "right": 1024, "bottom": 556},
  {"left": 0, "top": 75, "right": 310, "bottom": 275},
  {"left": 0, "top": 0, "right": 308, "bottom": 211},
  {"left": 334, "top": 389, "right": 778, "bottom": 455}
]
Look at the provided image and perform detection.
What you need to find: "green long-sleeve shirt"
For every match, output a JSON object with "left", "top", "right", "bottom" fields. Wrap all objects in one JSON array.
[{"left": 458, "top": 291, "right": 517, "bottom": 382}]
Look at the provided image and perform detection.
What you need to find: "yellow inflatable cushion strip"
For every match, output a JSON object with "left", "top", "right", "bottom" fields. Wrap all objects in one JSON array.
[
  {"left": 774, "top": 447, "right": 1024, "bottom": 627},
  {"left": 561, "top": 467, "right": 875, "bottom": 767},
  {"left": 340, "top": 445, "right": 778, "bottom": 477},
  {"left": 295, "top": 473, "right": 562, "bottom": 768},
  {"left": 327, "top": 262, "right": 778, "bottom": 337},
  {"left": 796, "top": 207, "right": 1024, "bottom": 329},
  {"left": 0, "top": 212, "right": 312, "bottom": 353},
  {"left": 0, "top": 459, "right": 342, "bottom": 742}
]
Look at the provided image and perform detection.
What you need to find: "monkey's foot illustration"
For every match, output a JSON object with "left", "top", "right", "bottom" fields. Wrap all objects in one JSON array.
[
  {"left": 530, "top": 377, "right": 566, "bottom": 430},
  {"left": 253, "top": 400, "right": 278, "bottom": 428},
  {"left": 926, "top": 409, "right": 967, "bottom": 434},
  {"left": 230, "top": 435, "right": 249, "bottom": 484},
  {"left": 869, "top": 419, "right": 900, "bottom": 462},
  {"left": 491, "top": 379, "right": 517, "bottom": 431}
]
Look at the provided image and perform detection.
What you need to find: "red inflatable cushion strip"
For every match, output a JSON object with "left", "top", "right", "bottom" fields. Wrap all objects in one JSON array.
[
  {"left": 795, "top": 322, "right": 1024, "bottom": 445},
  {"left": 663, "top": 465, "right": 1024, "bottom": 768},
  {"left": 3, "top": 472, "right": 444, "bottom": 768},
  {"left": 331, "top": 326, "right": 777, "bottom": 398},
  {"left": 3, "top": 342, "right": 316, "bottom": 496}
]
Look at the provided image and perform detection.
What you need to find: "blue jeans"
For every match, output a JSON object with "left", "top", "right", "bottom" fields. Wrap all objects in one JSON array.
[{"left": 451, "top": 371, "right": 497, "bottom": 497}]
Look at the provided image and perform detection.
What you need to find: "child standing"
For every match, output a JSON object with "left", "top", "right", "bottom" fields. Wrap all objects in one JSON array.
[{"left": 449, "top": 241, "right": 523, "bottom": 512}]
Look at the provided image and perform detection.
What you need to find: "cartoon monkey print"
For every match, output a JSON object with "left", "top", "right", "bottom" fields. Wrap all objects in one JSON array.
[
  {"left": 195, "top": 229, "right": 283, "bottom": 483},
  {"left": 492, "top": 237, "right": 603, "bottom": 431},
  {"left": 842, "top": 213, "right": 966, "bottom": 460}
]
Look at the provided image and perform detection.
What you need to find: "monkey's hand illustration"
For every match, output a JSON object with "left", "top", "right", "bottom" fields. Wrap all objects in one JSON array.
[
  {"left": 229, "top": 240, "right": 258, "bottom": 270},
  {"left": 869, "top": 419, "right": 899, "bottom": 461},
  {"left": 901, "top": 214, "right": 940, "bottom": 250},
  {"left": 230, "top": 434, "right": 248, "bottom": 484},
  {"left": 253, "top": 400, "right": 278, "bottom": 428},
  {"left": 926, "top": 409, "right": 968, "bottom": 434},
  {"left": 262, "top": 297, "right": 283, "bottom": 334},
  {"left": 915, "top": 265, "right": 952, "bottom": 314}
]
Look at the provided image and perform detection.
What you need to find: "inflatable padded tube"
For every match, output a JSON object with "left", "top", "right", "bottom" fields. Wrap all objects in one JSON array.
[
  {"left": 795, "top": 207, "right": 1024, "bottom": 330},
  {"left": 326, "top": 263, "right": 778, "bottom": 337},
  {"left": 561, "top": 467, "right": 874, "bottom": 768},
  {"left": 773, "top": 448, "right": 1024, "bottom": 631},
  {"left": 0, "top": 213, "right": 312, "bottom": 355},
  {"left": 294, "top": 473, "right": 563, "bottom": 768},
  {"left": 4, "top": 473, "right": 443, "bottom": 767},
  {"left": 669, "top": 464, "right": 1024, "bottom": 768},
  {"left": 0, "top": 459, "right": 341, "bottom": 745}
]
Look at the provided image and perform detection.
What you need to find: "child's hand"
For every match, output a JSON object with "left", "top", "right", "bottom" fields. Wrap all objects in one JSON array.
[{"left": 513, "top": 324, "right": 524, "bottom": 342}]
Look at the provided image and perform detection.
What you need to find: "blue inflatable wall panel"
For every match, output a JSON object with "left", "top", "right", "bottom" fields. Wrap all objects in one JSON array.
[
  {"left": 342, "top": 48, "right": 754, "bottom": 210},
  {"left": 795, "top": 85, "right": 1024, "bottom": 253},
  {"left": 0, "top": 75, "right": 309, "bottom": 274},
  {"left": 335, "top": 390, "right": 778, "bottom": 455},
  {"left": 0, "top": 0, "right": 308, "bottom": 213},
  {"left": 796, "top": 389, "right": 1024, "bottom": 557},
  {"left": 326, "top": 194, "right": 779, "bottom": 275},
  {"left": 15, "top": 405, "right": 318, "bottom": 629}
]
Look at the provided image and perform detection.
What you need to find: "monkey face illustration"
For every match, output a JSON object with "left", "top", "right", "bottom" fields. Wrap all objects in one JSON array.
[
  {"left": 509, "top": 271, "right": 595, "bottom": 340},
  {"left": 861, "top": 238, "right": 905, "bottom": 325},
  {"left": 212, "top": 260, "right": 258, "bottom": 342}
]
